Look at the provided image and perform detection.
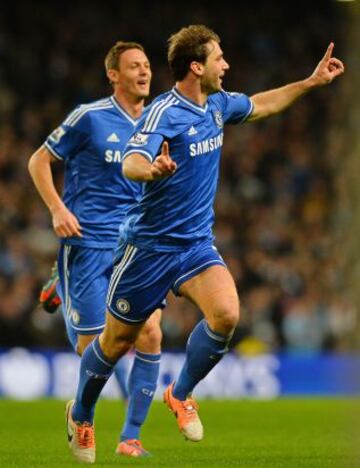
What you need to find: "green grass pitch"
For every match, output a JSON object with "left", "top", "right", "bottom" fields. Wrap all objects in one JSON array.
[{"left": 0, "top": 399, "right": 358, "bottom": 467}]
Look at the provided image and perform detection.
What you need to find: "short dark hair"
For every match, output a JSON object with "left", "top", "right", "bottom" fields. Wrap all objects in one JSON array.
[
  {"left": 167, "top": 25, "right": 220, "bottom": 81},
  {"left": 104, "top": 41, "right": 145, "bottom": 71}
]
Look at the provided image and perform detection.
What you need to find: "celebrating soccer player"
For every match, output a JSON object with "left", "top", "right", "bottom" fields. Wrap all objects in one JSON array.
[
  {"left": 28, "top": 41, "right": 162, "bottom": 462},
  {"left": 65, "top": 25, "right": 344, "bottom": 462}
]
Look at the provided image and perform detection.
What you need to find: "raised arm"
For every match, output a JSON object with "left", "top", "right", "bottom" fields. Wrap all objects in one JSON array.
[
  {"left": 123, "top": 142, "right": 177, "bottom": 182},
  {"left": 247, "top": 43, "right": 344, "bottom": 122},
  {"left": 28, "top": 145, "right": 82, "bottom": 237}
]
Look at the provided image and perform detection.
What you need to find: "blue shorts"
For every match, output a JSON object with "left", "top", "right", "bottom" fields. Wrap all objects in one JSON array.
[
  {"left": 58, "top": 245, "right": 114, "bottom": 335},
  {"left": 107, "top": 241, "right": 226, "bottom": 324}
]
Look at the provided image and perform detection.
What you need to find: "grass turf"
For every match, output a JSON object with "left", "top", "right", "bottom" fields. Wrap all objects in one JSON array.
[{"left": 0, "top": 399, "right": 358, "bottom": 467}]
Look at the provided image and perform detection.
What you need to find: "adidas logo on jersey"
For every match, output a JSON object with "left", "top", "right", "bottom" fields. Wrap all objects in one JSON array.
[
  {"left": 188, "top": 126, "right": 198, "bottom": 136},
  {"left": 107, "top": 132, "right": 120, "bottom": 142}
]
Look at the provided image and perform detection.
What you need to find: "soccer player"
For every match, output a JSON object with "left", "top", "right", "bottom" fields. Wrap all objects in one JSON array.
[
  {"left": 28, "top": 41, "right": 162, "bottom": 462},
  {"left": 68, "top": 24, "right": 344, "bottom": 460}
]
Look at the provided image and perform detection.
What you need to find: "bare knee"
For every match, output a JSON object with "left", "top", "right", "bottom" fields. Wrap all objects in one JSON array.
[
  {"left": 98, "top": 311, "right": 144, "bottom": 361},
  {"left": 77, "top": 334, "right": 97, "bottom": 356},
  {"left": 207, "top": 303, "right": 240, "bottom": 336},
  {"left": 135, "top": 310, "right": 162, "bottom": 354},
  {"left": 99, "top": 330, "right": 133, "bottom": 361}
]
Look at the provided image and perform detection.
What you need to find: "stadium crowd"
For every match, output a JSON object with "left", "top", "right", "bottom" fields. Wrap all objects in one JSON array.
[{"left": 0, "top": 1, "right": 355, "bottom": 353}]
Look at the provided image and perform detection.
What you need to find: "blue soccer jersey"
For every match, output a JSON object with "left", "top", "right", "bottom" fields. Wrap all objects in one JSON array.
[
  {"left": 45, "top": 96, "right": 142, "bottom": 249},
  {"left": 122, "top": 88, "right": 253, "bottom": 251}
]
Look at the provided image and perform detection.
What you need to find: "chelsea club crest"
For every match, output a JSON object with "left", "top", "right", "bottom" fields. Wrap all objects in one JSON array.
[
  {"left": 213, "top": 111, "right": 223, "bottom": 128},
  {"left": 116, "top": 298, "right": 130, "bottom": 314}
]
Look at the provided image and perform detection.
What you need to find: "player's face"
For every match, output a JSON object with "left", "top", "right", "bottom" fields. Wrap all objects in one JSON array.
[
  {"left": 116, "top": 48, "right": 152, "bottom": 99},
  {"left": 201, "top": 41, "right": 229, "bottom": 94}
]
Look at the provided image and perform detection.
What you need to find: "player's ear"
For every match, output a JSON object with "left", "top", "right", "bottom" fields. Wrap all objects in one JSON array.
[
  {"left": 189, "top": 61, "right": 204, "bottom": 77},
  {"left": 106, "top": 69, "right": 119, "bottom": 85}
]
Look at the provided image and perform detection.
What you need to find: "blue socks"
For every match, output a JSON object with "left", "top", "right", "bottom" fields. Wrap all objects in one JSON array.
[
  {"left": 113, "top": 359, "right": 129, "bottom": 400},
  {"left": 173, "top": 319, "right": 232, "bottom": 400},
  {"left": 72, "top": 337, "right": 115, "bottom": 423},
  {"left": 61, "top": 307, "right": 129, "bottom": 401},
  {"left": 71, "top": 339, "right": 160, "bottom": 439},
  {"left": 121, "top": 351, "right": 160, "bottom": 441}
]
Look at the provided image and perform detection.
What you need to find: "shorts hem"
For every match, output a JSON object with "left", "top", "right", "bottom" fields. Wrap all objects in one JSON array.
[
  {"left": 172, "top": 260, "right": 226, "bottom": 295},
  {"left": 107, "top": 305, "right": 148, "bottom": 325},
  {"left": 69, "top": 323, "right": 105, "bottom": 334}
]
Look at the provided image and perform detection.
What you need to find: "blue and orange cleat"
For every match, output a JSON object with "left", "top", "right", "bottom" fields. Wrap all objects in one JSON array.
[
  {"left": 115, "top": 439, "right": 151, "bottom": 457},
  {"left": 39, "top": 261, "right": 61, "bottom": 313}
]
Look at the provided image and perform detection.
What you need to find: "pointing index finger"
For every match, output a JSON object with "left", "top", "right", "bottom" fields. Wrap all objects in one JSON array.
[
  {"left": 162, "top": 141, "right": 170, "bottom": 160},
  {"left": 323, "top": 42, "right": 334, "bottom": 61}
]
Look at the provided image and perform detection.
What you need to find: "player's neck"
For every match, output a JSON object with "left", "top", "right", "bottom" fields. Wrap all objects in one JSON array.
[
  {"left": 175, "top": 81, "right": 208, "bottom": 108},
  {"left": 113, "top": 92, "right": 144, "bottom": 119}
]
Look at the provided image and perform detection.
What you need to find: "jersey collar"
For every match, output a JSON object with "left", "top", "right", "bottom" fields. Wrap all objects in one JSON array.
[
  {"left": 171, "top": 87, "right": 208, "bottom": 114},
  {"left": 110, "top": 96, "right": 139, "bottom": 126}
]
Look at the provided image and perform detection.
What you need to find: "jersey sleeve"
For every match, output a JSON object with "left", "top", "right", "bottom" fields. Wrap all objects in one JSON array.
[
  {"left": 123, "top": 104, "right": 166, "bottom": 163},
  {"left": 44, "top": 109, "right": 90, "bottom": 161},
  {"left": 218, "top": 91, "right": 253, "bottom": 125},
  {"left": 123, "top": 95, "right": 186, "bottom": 162},
  {"left": 123, "top": 129, "right": 164, "bottom": 163}
]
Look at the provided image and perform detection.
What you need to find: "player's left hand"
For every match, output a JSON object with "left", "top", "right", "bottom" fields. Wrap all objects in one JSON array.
[
  {"left": 310, "top": 43, "right": 344, "bottom": 86},
  {"left": 150, "top": 142, "right": 177, "bottom": 180}
]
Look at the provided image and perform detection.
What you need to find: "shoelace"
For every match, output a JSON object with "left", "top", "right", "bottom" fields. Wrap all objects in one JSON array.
[
  {"left": 124, "top": 439, "right": 142, "bottom": 448},
  {"left": 181, "top": 398, "right": 199, "bottom": 422},
  {"left": 123, "top": 439, "right": 146, "bottom": 455},
  {"left": 75, "top": 423, "right": 95, "bottom": 448}
]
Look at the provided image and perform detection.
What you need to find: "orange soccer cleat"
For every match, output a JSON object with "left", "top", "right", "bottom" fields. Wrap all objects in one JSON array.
[
  {"left": 65, "top": 400, "right": 95, "bottom": 464},
  {"left": 115, "top": 439, "right": 151, "bottom": 457},
  {"left": 163, "top": 382, "right": 203, "bottom": 442}
]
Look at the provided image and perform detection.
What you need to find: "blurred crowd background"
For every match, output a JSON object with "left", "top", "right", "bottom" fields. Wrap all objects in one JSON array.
[{"left": 0, "top": 0, "right": 358, "bottom": 354}]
